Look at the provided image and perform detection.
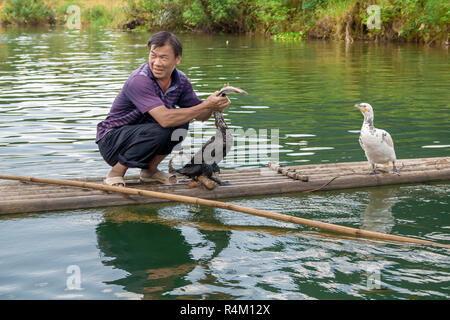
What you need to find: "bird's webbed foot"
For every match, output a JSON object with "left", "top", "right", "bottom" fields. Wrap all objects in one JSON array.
[{"left": 369, "top": 163, "right": 378, "bottom": 175}]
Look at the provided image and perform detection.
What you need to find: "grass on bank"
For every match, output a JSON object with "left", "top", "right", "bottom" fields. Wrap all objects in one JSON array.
[
  {"left": 0, "top": 0, "right": 448, "bottom": 45},
  {"left": 0, "top": 0, "right": 126, "bottom": 27}
]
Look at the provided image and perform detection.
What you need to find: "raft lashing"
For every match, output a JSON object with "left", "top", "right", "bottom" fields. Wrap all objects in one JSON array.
[{"left": 0, "top": 157, "right": 449, "bottom": 215}]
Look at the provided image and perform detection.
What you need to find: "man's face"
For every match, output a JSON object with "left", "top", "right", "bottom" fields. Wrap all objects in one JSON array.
[{"left": 149, "top": 44, "right": 181, "bottom": 80}]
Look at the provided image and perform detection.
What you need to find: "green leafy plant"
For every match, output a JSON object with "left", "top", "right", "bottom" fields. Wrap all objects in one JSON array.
[
  {"left": 1, "top": 0, "right": 447, "bottom": 45},
  {"left": 1, "top": 0, "right": 54, "bottom": 25},
  {"left": 272, "top": 30, "right": 305, "bottom": 40},
  {"left": 82, "top": 4, "right": 113, "bottom": 27}
]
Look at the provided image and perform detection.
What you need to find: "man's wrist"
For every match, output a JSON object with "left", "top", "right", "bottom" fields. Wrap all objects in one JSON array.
[{"left": 202, "top": 98, "right": 214, "bottom": 111}]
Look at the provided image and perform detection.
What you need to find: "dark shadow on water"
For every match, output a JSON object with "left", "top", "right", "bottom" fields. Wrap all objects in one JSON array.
[{"left": 96, "top": 205, "right": 232, "bottom": 299}]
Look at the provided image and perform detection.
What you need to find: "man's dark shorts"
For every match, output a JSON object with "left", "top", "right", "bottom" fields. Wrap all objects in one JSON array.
[{"left": 97, "top": 122, "right": 189, "bottom": 169}]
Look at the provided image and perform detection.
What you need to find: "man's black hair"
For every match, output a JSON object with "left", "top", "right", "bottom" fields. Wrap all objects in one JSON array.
[{"left": 147, "top": 31, "right": 182, "bottom": 57}]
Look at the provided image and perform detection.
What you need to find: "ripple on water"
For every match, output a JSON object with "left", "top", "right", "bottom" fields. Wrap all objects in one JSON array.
[{"left": 0, "top": 30, "right": 449, "bottom": 299}]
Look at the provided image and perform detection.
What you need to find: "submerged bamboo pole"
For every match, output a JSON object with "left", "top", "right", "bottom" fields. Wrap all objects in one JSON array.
[{"left": 0, "top": 174, "right": 449, "bottom": 249}]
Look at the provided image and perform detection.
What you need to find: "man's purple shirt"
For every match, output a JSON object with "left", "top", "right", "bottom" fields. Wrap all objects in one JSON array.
[{"left": 96, "top": 63, "right": 202, "bottom": 142}]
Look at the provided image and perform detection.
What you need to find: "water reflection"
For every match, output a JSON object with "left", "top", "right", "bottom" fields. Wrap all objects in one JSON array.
[
  {"left": 97, "top": 215, "right": 193, "bottom": 298},
  {"left": 360, "top": 188, "right": 397, "bottom": 234},
  {"left": 97, "top": 206, "right": 232, "bottom": 299},
  {"left": 0, "top": 183, "right": 448, "bottom": 299},
  {"left": 357, "top": 188, "right": 398, "bottom": 294}
]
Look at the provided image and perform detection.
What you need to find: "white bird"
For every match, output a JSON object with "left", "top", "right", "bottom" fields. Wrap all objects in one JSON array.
[{"left": 355, "top": 103, "right": 399, "bottom": 175}]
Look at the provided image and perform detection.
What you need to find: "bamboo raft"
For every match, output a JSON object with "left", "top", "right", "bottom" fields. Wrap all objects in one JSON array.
[{"left": 0, "top": 157, "right": 449, "bottom": 215}]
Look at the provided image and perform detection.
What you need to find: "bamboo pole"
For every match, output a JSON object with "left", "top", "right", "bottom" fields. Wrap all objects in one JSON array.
[{"left": 0, "top": 173, "right": 449, "bottom": 249}]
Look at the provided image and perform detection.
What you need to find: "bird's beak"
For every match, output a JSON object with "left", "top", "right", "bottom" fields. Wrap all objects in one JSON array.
[{"left": 354, "top": 104, "right": 365, "bottom": 112}]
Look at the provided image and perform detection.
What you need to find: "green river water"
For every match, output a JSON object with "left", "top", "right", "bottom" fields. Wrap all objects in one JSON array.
[{"left": 0, "top": 27, "right": 449, "bottom": 300}]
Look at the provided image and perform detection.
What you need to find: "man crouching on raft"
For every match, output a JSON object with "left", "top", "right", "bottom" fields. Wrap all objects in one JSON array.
[{"left": 96, "top": 31, "right": 231, "bottom": 187}]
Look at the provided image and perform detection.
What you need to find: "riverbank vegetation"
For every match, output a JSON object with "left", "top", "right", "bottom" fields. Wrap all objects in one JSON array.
[
  {"left": 0, "top": 0, "right": 125, "bottom": 27},
  {"left": 0, "top": 0, "right": 448, "bottom": 46}
]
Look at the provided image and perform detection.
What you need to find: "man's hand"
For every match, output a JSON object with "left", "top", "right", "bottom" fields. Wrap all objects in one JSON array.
[{"left": 205, "top": 91, "right": 231, "bottom": 112}]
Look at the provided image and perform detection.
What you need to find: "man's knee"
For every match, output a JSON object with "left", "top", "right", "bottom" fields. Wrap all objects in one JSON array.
[{"left": 158, "top": 123, "right": 189, "bottom": 154}]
